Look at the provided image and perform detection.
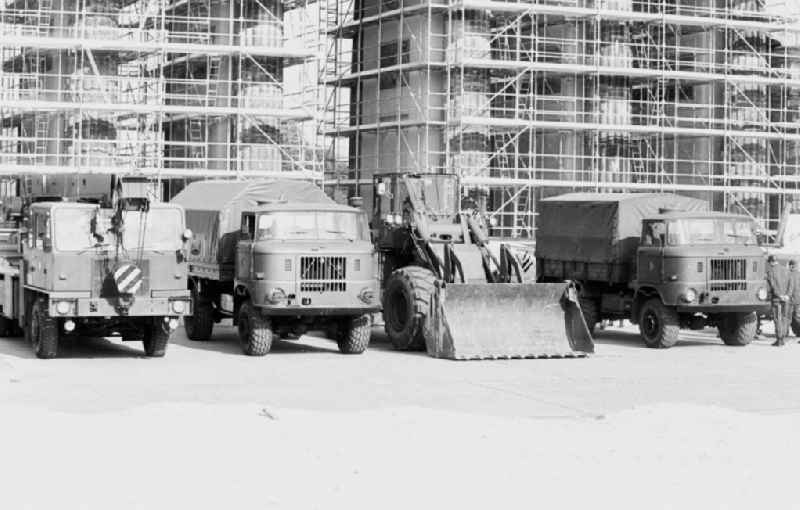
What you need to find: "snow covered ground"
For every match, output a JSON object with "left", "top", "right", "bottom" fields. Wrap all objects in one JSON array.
[{"left": 0, "top": 324, "right": 798, "bottom": 509}]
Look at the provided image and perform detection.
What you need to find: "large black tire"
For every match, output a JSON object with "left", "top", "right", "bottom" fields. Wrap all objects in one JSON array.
[
  {"left": 0, "top": 316, "right": 22, "bottom": 337},
  {"left": 143, "top": 318, "right": 170, "bottom": 357},
  {"left": 337, "top": 314, "right": 371, "bottom": 354},
  {"left": 185, "top": 291, "right": 214, "bottom": 341},
  {"left": 718, "top": 312, "right": 757, "bottom": 346},
  {"left": 792, "top": 316, "right": 800, "bottom": 338},
  {"left": 579, "top": 297, "right": 599, "bottom": 335},
  {"left": 382, "top": 266, "right": 436, "bottom": 351},
  {"left": 238, "top": 301, "right": 272, "bottom": 356},
  {"left": 638, "top": 298, "right": 679, "bottom": 349},
  {"left": 30, "top": 298, "right": 58, "bottom": 359}
]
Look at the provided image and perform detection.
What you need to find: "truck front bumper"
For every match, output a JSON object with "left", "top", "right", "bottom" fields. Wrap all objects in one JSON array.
[
  {"left": 257, "top": 303, "right": 381, "bottom": 316},
  {"left": 47, "top": 290, "right": 192, "bottom": 318},
  {"left": 676, "top": 304, "right": 771, "bottom": 315}
]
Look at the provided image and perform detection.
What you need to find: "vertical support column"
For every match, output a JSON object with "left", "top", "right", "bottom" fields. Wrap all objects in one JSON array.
[{"left": 208, "top": 0, "right": 234, "bottom": 171}]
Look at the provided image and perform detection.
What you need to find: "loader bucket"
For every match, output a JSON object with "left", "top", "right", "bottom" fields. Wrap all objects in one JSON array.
[{"left": 425, "top": 281, "right": 594, "bottom": 360}]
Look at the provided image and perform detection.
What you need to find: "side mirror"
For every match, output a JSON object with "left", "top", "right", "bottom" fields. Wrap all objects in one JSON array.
[
  {"left": 376, "top": 182, "right": 386, "bottom": 196},
  {"left": 42, "top": 237, "right": 52, "bottom": 252}
]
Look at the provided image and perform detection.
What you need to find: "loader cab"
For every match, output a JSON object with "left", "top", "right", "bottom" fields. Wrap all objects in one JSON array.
[{"left": 372, "top": 173, "right": 462, "bottom": 249}]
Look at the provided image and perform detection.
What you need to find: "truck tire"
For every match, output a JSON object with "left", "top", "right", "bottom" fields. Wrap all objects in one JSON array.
[
  {"left": 383, "top": 266, "right": 435, "bottom": 351},
  {"left": 185, "top": 298, "right": 214, "bottom": 341},
  {"left": 142, "top": 318, "right": 170, "bottom": 357},
  {"left": 337, "top": 314, "right": 371, "bottom": 354},
  {"left": 30, "top": 298, "right": 58, "bottom": 359},
  {"left": 238, "top": 302, "right": 272, "bottom": 356},
  {"left": 579, "top": 297, "right": 599, "bottom": 335},
  {"left": 792, "top": 316, "right": 800, "bottom": 337},
  {"left": 718, "top": 312, "right": 757, "bottom": 346},
  {"left": 638, "top": 298, "right": 679, "bottom": 348}
]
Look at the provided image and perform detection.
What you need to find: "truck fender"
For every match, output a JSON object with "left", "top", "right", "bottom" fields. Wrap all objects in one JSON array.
[
  {"left": 631, "top": 287, "right": 662, "bottom": 325},
  {"left": 232, "top": 284, "right": 250, "bottom": 323}
]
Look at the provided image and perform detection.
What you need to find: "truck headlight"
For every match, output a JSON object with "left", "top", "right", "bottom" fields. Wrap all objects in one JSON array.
[
  {"left": 55, "top": 300, "right": 72, "bottom": 315},
  {"left": 757, "top": 287, "right": 768, "bottom": 301},
  {"left": 681, "top": 289, "right": 697, "bottom": 303},
  {"left": 358, "top": 287, "right": 375, "bottom": 305},
  {"left": 267, "top": 288, "right": 286, "bottom": 305},
  {"left": 171, "top": 300, "right": 186, "bottom": 314}
]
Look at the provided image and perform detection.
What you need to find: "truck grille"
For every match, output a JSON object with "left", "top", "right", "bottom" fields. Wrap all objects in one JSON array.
[
  {"left": 709, "top": 258, "right": 747, "bottom": 291},
  {"left": 300, "top": 256, "right": 346, "bottom": 292}
]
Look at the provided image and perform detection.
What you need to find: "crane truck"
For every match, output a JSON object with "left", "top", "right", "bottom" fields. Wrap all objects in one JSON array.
[{"left": 0, "top": 182, "right": 192, "bottom": 358}]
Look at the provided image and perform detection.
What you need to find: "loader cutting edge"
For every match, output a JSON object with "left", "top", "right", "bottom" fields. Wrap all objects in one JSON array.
[{"left": 425, "top": 281, "right": 594, "bottom": 360}]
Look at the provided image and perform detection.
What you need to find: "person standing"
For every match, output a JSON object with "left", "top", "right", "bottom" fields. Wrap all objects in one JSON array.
[
  {"left": 789, "top": 260, "right": 800, "bottom": 340},
  {"left": 766, "top": 255, "right": 791, "bottom": 346}
]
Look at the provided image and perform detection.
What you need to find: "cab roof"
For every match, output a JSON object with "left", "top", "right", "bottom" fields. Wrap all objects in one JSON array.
[
  {"left": 247, "top": 201, "right": 359, "bottom": 214},
  {"left": 29, "top": 201, "right": 181, "bottom": 212},
  {"left": 647, "top": 210, "right": 752, "bottom": 221}
]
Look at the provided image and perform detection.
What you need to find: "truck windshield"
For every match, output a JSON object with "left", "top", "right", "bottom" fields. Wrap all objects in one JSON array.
[
  {"left": 667, "top": 218, "right": 757, "bottom": 246},
  {"left": 257, "top": 211, "right": 368, "bottom": 241},
  {"left": 53, "top": 207, "right": 183, "bottom": 252}
]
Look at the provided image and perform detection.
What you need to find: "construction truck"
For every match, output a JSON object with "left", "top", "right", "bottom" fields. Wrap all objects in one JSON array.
[
  {"left": 372, "top": 172, "right": 593, "bottom": 360},
  {"left": 536, "top": 193, "right": 771, "bottom": 348},
  {"left": 0, "top": 188, "right": 192, "bottom": 358},
  {"left": 172, "top": 180, "right": 379, "bottom": 356}
]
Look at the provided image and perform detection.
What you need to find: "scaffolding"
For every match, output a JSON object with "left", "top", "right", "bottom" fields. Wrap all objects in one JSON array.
[
  {"left": 323, "top": 0, "right": 800, "bottom": 237},
  {"left": 0, "top": 0, "right": 322, "bottom": 199}
]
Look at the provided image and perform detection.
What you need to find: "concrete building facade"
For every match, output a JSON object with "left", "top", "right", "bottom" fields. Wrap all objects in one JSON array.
[{"left": 323, "top": 0, "right": 800, "bottom": 237}]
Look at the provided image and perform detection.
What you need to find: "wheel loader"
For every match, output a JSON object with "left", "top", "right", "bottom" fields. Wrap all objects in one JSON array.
[{"left": 372, "top": 173, "right": 593, "bottom": 359}]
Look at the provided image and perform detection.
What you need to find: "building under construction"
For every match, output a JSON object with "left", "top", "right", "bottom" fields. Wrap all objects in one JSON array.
[
  {"left": 322, "top": 0, "right": 800, "bottom": 237},
  {"left": 0, "top": 0, "right": 321, "bottom": 201}
]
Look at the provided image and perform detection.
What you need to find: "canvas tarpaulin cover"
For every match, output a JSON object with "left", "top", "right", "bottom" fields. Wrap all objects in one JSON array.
[
  {"left": 172, "top": 180, "right": 333, "bottom": 267},
  {"left": 535, "top": 193, "right": 708, "bottom": 265}
]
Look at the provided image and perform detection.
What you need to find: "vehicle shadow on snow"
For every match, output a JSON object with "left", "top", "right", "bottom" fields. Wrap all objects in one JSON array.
[
  {"left": 592, "top": 327, "right": 729, "bottom": 348},
  {"left": 172, "top": 326, "right": 342, "bottom": 356},
  {"left": 0, "top": 334, "right": 145, "bottom": 359}
]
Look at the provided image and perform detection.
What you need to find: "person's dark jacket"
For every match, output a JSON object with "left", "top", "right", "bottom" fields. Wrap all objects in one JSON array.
[
  {"left": 790, "top": 270, "right": 800, "bottom": 303},
  {"left": 766, "top": 263, "right": 791, "bottom": 302}
]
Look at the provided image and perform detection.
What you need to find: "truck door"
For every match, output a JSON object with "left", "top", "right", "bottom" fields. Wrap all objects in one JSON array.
[
  {"left": 25, "top": 211, "right": 50, "bottom": 289},
  {"left": 236, "top": 213, "right": 255, "bottom": 280},
  {"left": 637, "top": 220, "right": 665, "bottom": 284}
]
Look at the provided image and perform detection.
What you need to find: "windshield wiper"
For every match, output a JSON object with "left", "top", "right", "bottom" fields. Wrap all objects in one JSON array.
[
  {"left": 325, "top": 230, "right": 355, "bottom": 241},
  {"left": 77, "top": 242, "right": 111, "bottom": 255}
]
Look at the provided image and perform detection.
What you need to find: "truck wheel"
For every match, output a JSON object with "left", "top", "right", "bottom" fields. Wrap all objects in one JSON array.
[
  {"left": 718, "top": 312, "right": 756, "bottom": 346},
  {"left": 185, "top": 299, "right": 214, "bottom": 341},
  {"left": 638, "top": 298, "right": 679, "bottom": 348},
  {"left": 383, "top": 266, "right": 435, "bottom": 351},
  {"left": 142, "top": 318, "right": 170, "bottom": 357},
  {"left": 792, "top": 317, "right": 800, "bottom": 337},
  {"left": 30, "top": 298, "right": 58, "bottom": 359},
  {"left": 337, "top": 314, "right": 371, "bottom": 354},
  {"left": 579, "top": 297, "right": 599, "bottom": 335},
  {"left": 238, "top": 302, "right": 272, "bottom": 356}
]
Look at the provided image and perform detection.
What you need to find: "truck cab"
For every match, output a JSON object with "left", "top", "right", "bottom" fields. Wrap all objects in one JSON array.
[
  {"left": 635, "top": 212, "right": 768, "bottom": 309},
  {"left": 0, "top": 200, "right": 192, "bottom": 358},
  {"left": 633, "top": 211, "right": 769, "bottom": 346},
  {"left": 234, "top": 202, "right": 378, "bottom": 318}
]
